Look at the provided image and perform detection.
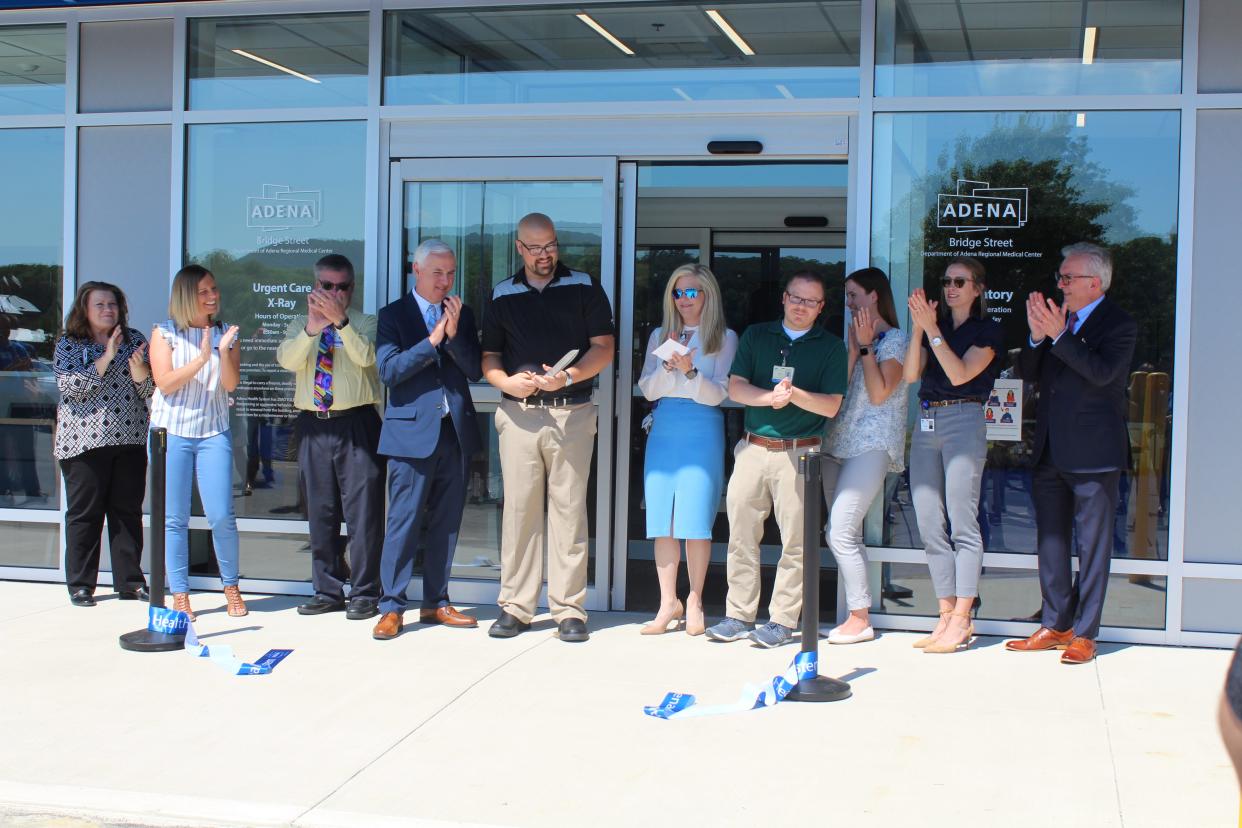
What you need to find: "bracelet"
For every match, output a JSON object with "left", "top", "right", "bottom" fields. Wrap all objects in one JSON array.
[{"left": 562, "top": 369, "right": 572, "bottom": 388}]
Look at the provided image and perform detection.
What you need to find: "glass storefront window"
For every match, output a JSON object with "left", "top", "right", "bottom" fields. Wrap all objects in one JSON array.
[
  {"left": 872, "top": 110, "right": 1179, "bottom": 560},
  {"left": 188, "top": 14, "right": 368, "bottom": 110},
  {"left": 0, "top": 25, "right": 65, "bottom": 115},
  {"left": 875, "top": 0, "right": 1183, "bottom": 96},
  {"left": 185, "top": 120, "right": 367, "bottom": 522},
  {"left": 0, "top": 128, "right": 63, "bottom": 518},
  {"left": 384, "top": 2, "right": 861, "bottom": 106}
]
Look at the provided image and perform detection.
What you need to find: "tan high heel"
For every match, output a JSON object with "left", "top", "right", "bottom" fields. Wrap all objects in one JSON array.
[
  {"left": 923, "top": 611, "right": 974, "bottom": 654},
  {"left": 912, "top": 610, "right": 952, "bottom": 648},
  {"left": 223, "top": 584, "right": 248, "bottom": 617},
  {"left": 685, "top": 603, "right": 706, "bottom": 637},
  {"left": 640, "top": 600, "right": 684, "bottom": 635},
  {"left": 172, "top": 592, "right": 196, "bottom": 622}
]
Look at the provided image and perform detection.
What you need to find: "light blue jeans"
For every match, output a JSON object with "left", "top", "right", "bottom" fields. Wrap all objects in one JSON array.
[{"left": 164, "top": 431, "right": 240, "bottom": 594}]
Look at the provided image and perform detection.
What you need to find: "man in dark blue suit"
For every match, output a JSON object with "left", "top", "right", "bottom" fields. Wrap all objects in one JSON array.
[
  {"left": 1007, "top": 242, "right": 1137, "bottom": 664},
  {"left": 372, "top": 240, "right": 482, "bottom": 640}
]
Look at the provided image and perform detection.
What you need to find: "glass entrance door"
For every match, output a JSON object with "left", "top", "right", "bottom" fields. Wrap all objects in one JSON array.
[{"left": 390, "top": 156, "right": 618, "bottom": 611}]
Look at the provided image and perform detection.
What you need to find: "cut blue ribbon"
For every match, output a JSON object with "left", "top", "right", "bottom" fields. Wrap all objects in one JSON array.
[
  {"left": 644, "top": 651, "right": 819, "bottom": 720},
  {"left": 147, "top": 606, "right": 292, "bottom": 676}
]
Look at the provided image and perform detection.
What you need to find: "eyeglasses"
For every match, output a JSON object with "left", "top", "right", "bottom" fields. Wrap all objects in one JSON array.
[
  {"left": 1055, "top": 271, "right": 1095, "bottom": 285},
  {"left": 517, "top": 239, "right": 559, "bottom": 256},
  {"left": 672, "top": 288, "right": 701, "bottom": 300},
  {"left": 319, "top": 280, "right": 353, "bottom": 292},
  {"left": 940, "top": 276, "right": 971, "bottom": 289},
  {"left": 784, "top": 291, "right": 823, "bottom": 307}
]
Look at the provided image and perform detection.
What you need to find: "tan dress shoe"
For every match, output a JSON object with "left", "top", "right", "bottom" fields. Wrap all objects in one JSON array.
[
  {"left": 1061, "top": 637, "right": 1097, "bottom": 664},
  {"left": 419, "top": 605, "right": 477, "bottom": 628},
  {"left": 1005, "top": 626, "right": 1074, "bottom": 651},
  {"left": 372, "top": 611, "right": 404, "bottom": 640}
]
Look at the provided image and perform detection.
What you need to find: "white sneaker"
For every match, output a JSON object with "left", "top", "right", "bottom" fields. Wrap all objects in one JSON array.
[{"left": 825, "top": 625, "right": 875, "bottom": 645}]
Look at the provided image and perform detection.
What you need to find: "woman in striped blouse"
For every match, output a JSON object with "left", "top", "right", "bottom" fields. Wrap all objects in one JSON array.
[{"left": 149, "top": 264, "right": 247, "bottom": 620}]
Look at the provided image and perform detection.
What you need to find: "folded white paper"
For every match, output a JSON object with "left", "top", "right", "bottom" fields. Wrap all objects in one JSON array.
[{"left": 652, "top": 338, "right": 691, "bottom": 362}]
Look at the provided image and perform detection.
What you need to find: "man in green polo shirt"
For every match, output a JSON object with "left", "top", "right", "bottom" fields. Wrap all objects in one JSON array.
[{"left": 706, "top": 271, "right": 847, "bottom": 648}]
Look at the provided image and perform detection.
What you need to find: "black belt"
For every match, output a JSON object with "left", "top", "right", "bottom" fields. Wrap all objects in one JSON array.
[
  {"left": 503, "top": 392, "right": 592, "bottom": 407},
  {"left": 923, "top": 397, "right": 984, "bottom": 408},
  {"left": 303, "top": 405, "right": 370, "bottom": 420}
]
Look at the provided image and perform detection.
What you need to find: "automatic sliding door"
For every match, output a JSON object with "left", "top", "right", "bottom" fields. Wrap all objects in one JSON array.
[{"left": 390, "top": 157, "right": 617, "bottom": 611}]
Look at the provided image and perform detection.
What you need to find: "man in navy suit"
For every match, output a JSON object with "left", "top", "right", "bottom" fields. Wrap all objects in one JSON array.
[
  {"left": 372, "top": 240, "right": 482, "bottom": 640},
  {"left": 1007, "top": 242, "right": 1137, "bottom": 664}
]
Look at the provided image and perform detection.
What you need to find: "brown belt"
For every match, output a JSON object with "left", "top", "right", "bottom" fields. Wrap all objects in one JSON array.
[{"left": 744, "top": 432, "right": 822, "bottom": 452}]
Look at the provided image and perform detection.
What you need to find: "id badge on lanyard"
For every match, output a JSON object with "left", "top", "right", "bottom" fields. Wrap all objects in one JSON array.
[
  {"left": 771, "top": 344, "right": 794, "bottom": 385},
  {"left": 920, "top": 400, "right": 935, "bottom": 432}
]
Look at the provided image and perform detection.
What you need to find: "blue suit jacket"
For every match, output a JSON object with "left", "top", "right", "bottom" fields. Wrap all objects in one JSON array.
[
  {"left": 376, "top": 293, "right": 482, "bottom": 460},
  {"left": 1018, "top": 295, "right": 1137, "bottom": 472}
]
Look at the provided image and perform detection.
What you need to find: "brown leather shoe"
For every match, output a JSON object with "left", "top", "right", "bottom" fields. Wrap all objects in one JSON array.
[
  {"left": 1061, "top": 636, "right": 1097, "bottom": 664},
  {"left": 372, "top": 611, "right": 404, "bottom": 640},
  {"left": 419, "top": 605, "right": 478, "bottom": 628},
  {"left": 1005, "top": 626, "right": 1074, "bottom": 651}
]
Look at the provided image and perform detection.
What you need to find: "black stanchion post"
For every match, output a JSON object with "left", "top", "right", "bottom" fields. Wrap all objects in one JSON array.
[
  {"left": 119, "top": 427, "right": 184, "bottom": 652},
  {"left": 786, "top": 448, "right": 851, "bottom": 703}
]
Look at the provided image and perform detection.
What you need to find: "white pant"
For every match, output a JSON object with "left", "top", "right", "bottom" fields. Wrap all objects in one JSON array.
[{"left": 821, "top": 450, "right": 890, "bottom": 611}]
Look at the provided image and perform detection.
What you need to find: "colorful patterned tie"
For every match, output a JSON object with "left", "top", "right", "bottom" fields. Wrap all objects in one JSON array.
[{"left": 313, "top": 328, "right": 334, "bottom": 412}]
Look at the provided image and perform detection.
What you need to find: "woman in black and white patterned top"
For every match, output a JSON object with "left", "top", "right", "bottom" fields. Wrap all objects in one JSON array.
[{"left": 54, "top": 281, "right": 153, "bottom": 607}]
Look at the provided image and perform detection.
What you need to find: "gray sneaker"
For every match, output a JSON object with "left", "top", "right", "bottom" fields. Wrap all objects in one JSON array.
[
  {"left": 748, "top": 621, "right": 794, "bottom": 648},
  {"left": 705, "top": 617, "right": 755, "bottom": 642}
]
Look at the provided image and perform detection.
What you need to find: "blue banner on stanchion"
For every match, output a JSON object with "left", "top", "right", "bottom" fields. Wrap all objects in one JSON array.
[
  {"left": 147, "top": 606, "right": 292, "bottom": 676},
  {"left": 643, "top": 651, "right": 819, "bottom": 720}
]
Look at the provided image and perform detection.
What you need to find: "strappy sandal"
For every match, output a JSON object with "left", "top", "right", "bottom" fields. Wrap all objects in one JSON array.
[
  {"left": 912, "top": 609, "right": 952, "bottom": 648},
  {"left": 923, "top": 611, "right": 975, "bottom": 654},
  {"left": 172, "top": 592, "right": 196, "bottom": 622},
  {"left": 223, "top": 584, "right": 248, "bottom": 617}
]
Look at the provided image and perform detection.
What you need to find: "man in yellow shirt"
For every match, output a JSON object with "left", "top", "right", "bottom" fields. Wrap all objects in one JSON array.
[{"left": 276, "top": 254, "right": 384, "bottom": 620}]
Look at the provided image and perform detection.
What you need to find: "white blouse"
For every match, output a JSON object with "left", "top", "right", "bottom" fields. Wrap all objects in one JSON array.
[
  {"left": 149, "top": 320, "right": 232, "bottom": 439},
  {"left": 637, "top": 326, "right": 738, "bottom": 407}
]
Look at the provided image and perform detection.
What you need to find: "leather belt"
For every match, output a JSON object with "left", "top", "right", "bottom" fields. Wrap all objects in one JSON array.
[
  {"left": 506, "top": 392, "right": 592, "bottom": 408},
  {"left": 924, "top": 398, "right": 983, "bottom": 408},
  {"left": 304, "top": 405, "right": 369, "bottom": 420},
  {"left": 744, "top": 432, "right": 822, "bottom": 451}
]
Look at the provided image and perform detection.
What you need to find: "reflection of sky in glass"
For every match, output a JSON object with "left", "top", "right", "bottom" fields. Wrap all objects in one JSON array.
[
  {"left": 639, "top": 162, "right": 847, "bottom": 190},
  {"left": 874, "top": 111, "right": 1179, "bottom": 242},
  {"left": 185, "top": 121, "right": 366, "bottom": 258},
  {"left": 0, "top": 129, "right": 63, "bottom": 267},
  {"left": 877, "top": 60, "right": 1181, "bottom": 97}
]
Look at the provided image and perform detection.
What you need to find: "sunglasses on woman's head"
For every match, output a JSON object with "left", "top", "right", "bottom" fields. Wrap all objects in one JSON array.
[
  {"left": 940, "top": 276, "right": 971, "bottom": 288},
  {"left": 672, "top": 288, "right": 701, "bottom": 299}
]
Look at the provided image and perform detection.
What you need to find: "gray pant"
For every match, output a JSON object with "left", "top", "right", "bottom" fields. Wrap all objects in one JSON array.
[
  {"left": 822, "top": 450, "right": 889, "bottom": 611},
  {"left": 909, "top": 403, "right": 987, "bottom": 599}
]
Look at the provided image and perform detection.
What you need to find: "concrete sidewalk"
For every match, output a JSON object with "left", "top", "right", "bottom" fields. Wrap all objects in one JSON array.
[{"left": 0, "top": 580, "right": 1236, "bottom": 828}]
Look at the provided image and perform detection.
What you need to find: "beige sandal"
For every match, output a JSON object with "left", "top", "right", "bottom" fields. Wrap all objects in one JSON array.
[
  {"left": 923, "top": 611, "right": 975, "bottom": 654},
  {"left": 912, "top": 610, "right": 953, "bottom": 648},
  {"left": 223, "top": 585, "right": 248, "bottom": 617},
  {"left": 172, "top": 592, "right": 196, "bottom": 622}
]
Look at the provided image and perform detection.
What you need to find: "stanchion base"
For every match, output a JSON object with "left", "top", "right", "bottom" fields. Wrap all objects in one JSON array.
[
  {"left": 119, "top": 629, "right": 185, "bottom": 653},
  {"left": 786, "top": 675, "right": 851, "bottom": 703}
]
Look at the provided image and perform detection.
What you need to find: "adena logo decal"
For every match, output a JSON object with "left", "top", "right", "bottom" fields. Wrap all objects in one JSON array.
[
  {"left": 937, "top": 179, "right": 1028, "bottom": 233},
  {"left": 246, "top": 184, "right": 322, "bottom": 232}
]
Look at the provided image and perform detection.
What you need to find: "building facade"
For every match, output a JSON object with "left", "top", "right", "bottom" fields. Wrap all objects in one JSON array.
[{"left": 0, "top": 0, "right": 1238, "bottom": 646}]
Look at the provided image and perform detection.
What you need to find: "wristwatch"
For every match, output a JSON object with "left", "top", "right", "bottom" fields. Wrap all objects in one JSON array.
[
  {"left": 858, "top": 347, "right": 870, "bottom": 356},
  {"left": 336, "top": 317, "right": 350, "bottom": 329},
  {"left": 685, "top": 368, "right": 699, "bottom": 380},
  {"left": 930, "top": 336, "right": 943, "bottom": 348},
  {"left": 562, "top": 368, "right": 573, "bottom": 388}
]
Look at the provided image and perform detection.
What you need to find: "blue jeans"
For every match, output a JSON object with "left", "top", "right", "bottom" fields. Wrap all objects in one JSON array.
[{"left": 164, "top": 431, "right": 240, "bottom": 593}]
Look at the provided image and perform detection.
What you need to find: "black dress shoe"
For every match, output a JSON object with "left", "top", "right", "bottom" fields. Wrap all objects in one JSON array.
[
  {"left": 69, "top": 588, "right": 96, "bottom": 607},
  {"left": 117, "top": 586, "right": 150, "bottom": 602},
  {"left": 297, "top": 595, "right": 346, "bottom": 615},
  {"left": 345, "top": 597, "right": 379, "bottom": 620},
  {"left": 488, "top": 609, "right": 531, "bottom": 638},
  {"left": 557, "top": 617, "right": 589, "bottom": 643}
]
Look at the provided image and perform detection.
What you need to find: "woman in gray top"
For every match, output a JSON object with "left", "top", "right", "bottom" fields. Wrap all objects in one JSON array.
[
  {"left": 821, "top": 268, "right": 908, "bottom": 644},
  {"left": 54, "top": 282, "right": 153, "bottom": 607}
]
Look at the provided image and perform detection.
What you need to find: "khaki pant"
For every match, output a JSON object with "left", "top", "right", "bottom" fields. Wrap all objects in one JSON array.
[
  {"left": 724, "top": 440, "right": 806, "bottom": 628},
  {"left": 494, "top": 398, "right": 596, "bottom": 623}
]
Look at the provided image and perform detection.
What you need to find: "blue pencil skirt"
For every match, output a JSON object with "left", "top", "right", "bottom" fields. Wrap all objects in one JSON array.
[{"left": 643, "top": 397, "right": 724, "bottom": 540}]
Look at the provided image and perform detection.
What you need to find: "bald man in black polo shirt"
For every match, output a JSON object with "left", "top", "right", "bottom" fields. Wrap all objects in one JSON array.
[{"left": 481, "top": 213, "right": 615, "bottom": 643}]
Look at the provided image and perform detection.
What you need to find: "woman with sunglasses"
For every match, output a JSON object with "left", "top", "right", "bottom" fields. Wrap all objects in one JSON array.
[
  {"left": 903, "top": 257, "right": 1003, "bottom": 653},
  {"left": 820, "top": 268, "right": 909, "bottom": 644},
  {"left": 637, "top": 264, "right": 738, "bottom": 635},
  {"left": 149, "top": 264, "right": 247, "bottom": 621}
]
